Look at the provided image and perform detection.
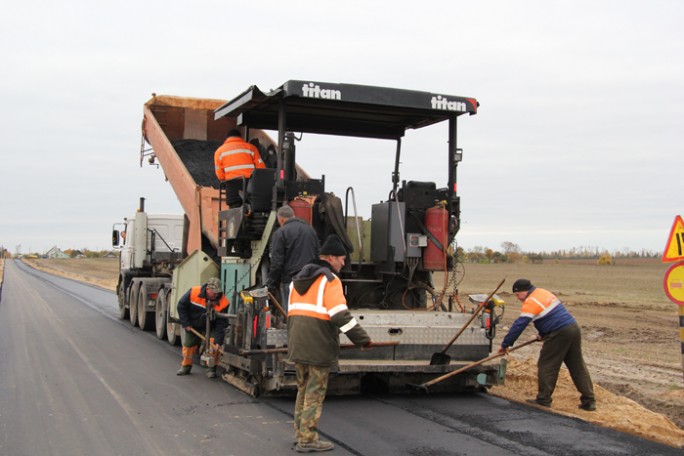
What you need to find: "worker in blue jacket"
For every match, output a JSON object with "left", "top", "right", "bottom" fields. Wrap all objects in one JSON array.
[{"left": 499, "top": 279, "right": 596, "bottom": 411}]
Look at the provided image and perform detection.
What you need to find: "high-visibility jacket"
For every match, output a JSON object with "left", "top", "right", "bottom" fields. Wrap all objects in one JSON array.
[
  {"left": 287, "top": 260, "right": 370, "bottom": 367},
  {"left": 501, "top": 286, "right": 575, "bottom": 348},
  {"left": 214, "top": 136, "right": 265, "bottom": 181},
  {"left": 177, "top": 284, "right": 230, "bottom": 343}
]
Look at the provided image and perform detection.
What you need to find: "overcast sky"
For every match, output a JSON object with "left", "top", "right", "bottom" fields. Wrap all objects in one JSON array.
[{"left": 1, "top": 0, "right": 681, "bottom": 255}]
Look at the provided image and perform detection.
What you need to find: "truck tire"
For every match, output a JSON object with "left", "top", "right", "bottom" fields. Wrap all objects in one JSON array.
[
  {"left": 166, "top": 290, "right": 180, "bottom": 346},
  {"left": 117, "top": 281, "right": 129, "bottom": 320},
  {"left": 138, "top": 283, "right": 154, "bottom": 331},
  {"left": 128, "top": 283, "right": 139, "bottom": 327},
  {"left": 155, "top": 289, "right": 167, "bottom": 340}
]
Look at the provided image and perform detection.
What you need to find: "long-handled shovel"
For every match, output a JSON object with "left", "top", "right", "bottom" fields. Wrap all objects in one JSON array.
[
  {"left": 412, "top": 337, "right": 539, "bottom": 392},
  {"left": 187, "top": 327, "right": 225, "bottom": 355},
  {"left": 430, "top": 278, "right": 506, "bottom": 365},
  {"left": 266, "top": 290, "right": 287, "bottom": 319}
]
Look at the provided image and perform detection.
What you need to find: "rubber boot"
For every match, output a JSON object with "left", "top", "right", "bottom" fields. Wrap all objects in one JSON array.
[
  {"left": 176, "top": 365, "right": 192, "bottom": 376},
  {"left": 206, "top": 367, "right": 217, "bottom": 379}
]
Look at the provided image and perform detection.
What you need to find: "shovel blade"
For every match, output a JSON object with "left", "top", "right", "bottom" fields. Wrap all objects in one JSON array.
[
  {"left": 430, "top": 352, "right": 451, "bottom": 365},
  {"left": 406, "top": 382, "right": 430, "bottom": 393}
]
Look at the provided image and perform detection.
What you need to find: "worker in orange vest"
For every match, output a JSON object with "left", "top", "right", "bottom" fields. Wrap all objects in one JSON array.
[
  {"left": 287, "top": 234, "right": 372, "bottom": 453},
  {"left": 214, "top": 129, "right": 265, "bottom": 207},
  {"left": 176, "top": 277, "right": 229, "bottom": 378},
  {"left": 499, "top": 279, "right": 596, "bottom": 411}
]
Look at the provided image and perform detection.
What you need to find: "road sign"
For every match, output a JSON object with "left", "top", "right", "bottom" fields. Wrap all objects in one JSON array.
[
  {"left": 662, "top": 215, "right": 684, "bottom": 262},
  {"left": 663, "top": 261, "right": 684, "bottom": 306}
]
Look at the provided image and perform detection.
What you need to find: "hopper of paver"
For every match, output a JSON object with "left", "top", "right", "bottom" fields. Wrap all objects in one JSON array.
[{"left": 141, "top": 95, "right": 276, "bottom": 256}]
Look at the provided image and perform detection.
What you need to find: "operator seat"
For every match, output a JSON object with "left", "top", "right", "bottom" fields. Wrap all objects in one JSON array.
[{"left": 245, "top": 168, "right": 276, "bottom": 212}]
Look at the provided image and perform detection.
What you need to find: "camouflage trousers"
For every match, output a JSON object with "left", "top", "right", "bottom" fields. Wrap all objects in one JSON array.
[{"left": 293, "top": 363, "right": 330, "bottom": 444}]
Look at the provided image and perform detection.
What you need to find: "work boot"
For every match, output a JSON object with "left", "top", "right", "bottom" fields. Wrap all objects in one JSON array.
[
  {"left": 176, "top": 365, "right": 192, "bottom": 376},
  {"left": 206, "top": 368, "right": 217, "bottom": 379},
  {"left": 526, "top": 398, "right": 551, "bottom": 407},
  {"left": 295, "top": 439, "right": 334, "bottom": 453},
  {"left": 578, "top": 402, "right": 597, "bottom": 411}
]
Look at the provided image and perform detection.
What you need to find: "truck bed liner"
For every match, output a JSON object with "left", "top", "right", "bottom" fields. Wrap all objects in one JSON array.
[{"left": 171, "top": 139, "right": 222, "bottom": 189}]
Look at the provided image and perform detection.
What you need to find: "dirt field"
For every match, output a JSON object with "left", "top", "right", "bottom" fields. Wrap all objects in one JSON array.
[{"left": 20, "top": 257, "right": 684, "bottom": 448}]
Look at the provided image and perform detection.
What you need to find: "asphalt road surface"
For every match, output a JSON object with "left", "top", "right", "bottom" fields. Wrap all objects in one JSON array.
[{"left": 0, "top": 259, "right": 680, "bottom": 456}]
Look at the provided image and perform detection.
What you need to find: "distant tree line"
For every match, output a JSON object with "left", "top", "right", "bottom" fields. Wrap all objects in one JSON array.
[
  {"left": 457, "top": 242, "right": 659, "bottom": 265},
  {"left": 12, "top": 248, "right": 119, "bottom": 259},
  {"left": 62, "top": 249, "right": 119, "bottom": 259}
]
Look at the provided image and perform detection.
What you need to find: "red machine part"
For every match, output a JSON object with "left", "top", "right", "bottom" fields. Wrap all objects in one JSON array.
[
  {"left": 423, "top": 206, "right": 448, "bottom": 270},
  {"left": 289, "top": 198, "right": 313, "bottom": 224}
]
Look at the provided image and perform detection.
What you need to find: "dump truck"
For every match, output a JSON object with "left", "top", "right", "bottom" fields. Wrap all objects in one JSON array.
[
  {"left": 113, "top": 82, "right": 507, "bottom": 396},
  {"left": 111, "top": 197, "right": 184, "bottom": 333},
  {"left": 112, "top": 95, "right": 278, "bottom": 343}
]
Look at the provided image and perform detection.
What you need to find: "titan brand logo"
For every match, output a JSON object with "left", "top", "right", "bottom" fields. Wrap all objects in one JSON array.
[
  {"left": 302, "top": 82, "right": 342, "bottom": 100},
  {"left": 431, "top": 95, "right": 467, "bottom": 112}
]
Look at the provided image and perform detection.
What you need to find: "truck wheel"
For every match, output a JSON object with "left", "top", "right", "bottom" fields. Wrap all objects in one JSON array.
[
  {"left": 155, "top": 289, "right": 167, "bottom": 340},
  {"left": 166, "top": 290, "right": 180, "bottom": 346},
  {"left": 117, "top": 282, "right": 129, "bottom": 320},
  {"left": 138, "top": 284, "right": 154, "bottom": 331},
  {"left": 128, "top": 283, "right": 139, "bottom": 327}
]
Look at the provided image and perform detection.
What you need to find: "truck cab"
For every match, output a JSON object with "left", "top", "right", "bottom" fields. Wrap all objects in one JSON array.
[
  {"left": 112, "top": 198, "right": 184, "bottom": 326},
  {"left": 114, "top": 212, "right": 184, "bottom": 272}
]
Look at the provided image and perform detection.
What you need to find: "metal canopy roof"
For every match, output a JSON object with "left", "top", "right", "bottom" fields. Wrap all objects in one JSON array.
[{"left": 214, "top": 80, "right": 478, "bottom": 140}]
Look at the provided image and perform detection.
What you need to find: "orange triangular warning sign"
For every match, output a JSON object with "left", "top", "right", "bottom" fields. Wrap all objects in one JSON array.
[{"left": 662, "top": 215, "right": 684, "bottom": 262}]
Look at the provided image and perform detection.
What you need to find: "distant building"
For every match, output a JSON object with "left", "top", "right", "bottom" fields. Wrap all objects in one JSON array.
[{"left": 46, "top": 246, "right": 70, "bottom": 259}]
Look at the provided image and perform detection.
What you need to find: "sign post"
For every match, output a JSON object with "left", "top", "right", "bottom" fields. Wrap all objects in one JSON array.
[{"left": 662, "top": 215, "right": 684, "bottom": 383}]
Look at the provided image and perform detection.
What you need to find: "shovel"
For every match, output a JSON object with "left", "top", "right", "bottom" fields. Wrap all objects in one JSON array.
[
  {"left": 430, "top": 278, "right": 505, "bottom": 365},
  {"left": 412, "top": 337, "right": 539, "bottom": 392},
  {"left": 266, "top": 290, "right": 287, "bottom": 319},
  {"left": 187, "top": 327, "right": 225, "bottom": 355}
]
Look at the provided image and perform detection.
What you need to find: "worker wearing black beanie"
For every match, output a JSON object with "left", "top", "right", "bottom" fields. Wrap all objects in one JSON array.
[
  {"left": 286, "top": 232, "right": 370, "bottom": 451},
  {"left": 500, "top": 278, "right": 595, "bottom": 411},
  {"left": 319, "top": 234, "right": 346, "bottom": 257}
]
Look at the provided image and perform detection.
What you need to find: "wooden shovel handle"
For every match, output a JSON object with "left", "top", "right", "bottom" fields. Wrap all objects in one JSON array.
[
  {"left": 439, "top": 278, "right": 506, "bottom": 354},
  {"left": 424, "top": 337, "right": 538, "bottom": 388},
  {"left": 187, "top": 327, "right": 225, "bottom": 355},
  {"left": 267, "top": 291, "right": 288, "bottom": 319}
]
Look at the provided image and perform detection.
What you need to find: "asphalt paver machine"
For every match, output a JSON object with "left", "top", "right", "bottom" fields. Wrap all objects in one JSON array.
[{"left": 211, "top": 80, "right": 507, "bottom": 396}]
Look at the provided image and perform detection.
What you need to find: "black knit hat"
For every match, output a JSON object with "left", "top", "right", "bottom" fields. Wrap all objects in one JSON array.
[
  {"left": 320, "top": 234, "right": 347, "bottom": 256},
  {"left": 512, "top": 279, "right": 533, "bottom": 293}
]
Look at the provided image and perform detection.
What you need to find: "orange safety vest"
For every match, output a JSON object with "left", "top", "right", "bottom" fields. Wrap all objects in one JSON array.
[
  {"left": 214, "top": 137, "right": 265, "bottom": 181},
  {"left": 288, "top": 274, "right": 349, "bottom": 320},
  {"left": 520, "top": 287, "right": 561, "bottom": 321},
  {"left": 189, "top": 286, "right": 229, "bottom": 313}
]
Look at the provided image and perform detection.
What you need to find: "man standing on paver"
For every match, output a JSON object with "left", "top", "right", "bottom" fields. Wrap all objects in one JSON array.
[{"left": 267, "top": 205, "right": 320, "bottom": 311}]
